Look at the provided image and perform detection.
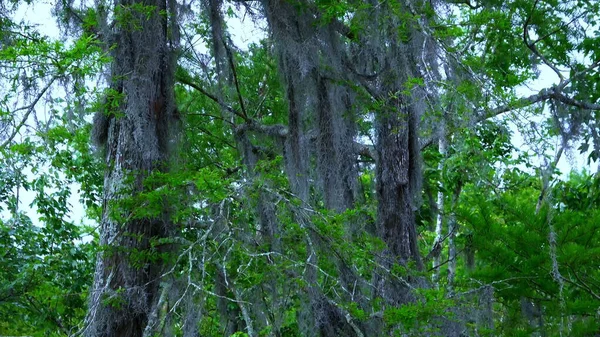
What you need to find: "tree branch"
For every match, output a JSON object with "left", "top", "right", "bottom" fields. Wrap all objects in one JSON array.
[
  {"left": 477, "top": 85, "right": 600, "bottom": 124},
  {"left": 176, "top": 73, "right": 247, "bottom": 121},
  {"left": 556, "top": 58, "right": 600, "bottom": 92},
  {"left": 523, "top": 0, "right": 565, "bottom": 82},
  {"left": 236, "top": 121, "right": 288, "bottom": 138},
  {"left": 477, "top": 88, "right": 553, "bottom": 122},
  {"left": 1, "top": 76, "right": 58, "bottom": 149},
  {"left": 445, "top": 0, "right": 482, "bottom": 9},
  {"left": 222, "top": 37, "right": 250, "bottom": 122},
  {"left": 553, "top": 91, "right": 600, "bottom": 110},
  {"left": 178, "top": 72, "right": 382, "bottom": 161},
  {"left": 566, "top": 264, "right": 600, "bottom": 301}
]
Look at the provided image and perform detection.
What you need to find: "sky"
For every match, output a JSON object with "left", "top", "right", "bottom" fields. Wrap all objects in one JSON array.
[{"left": 512, "top": 64, "right": 596, "bottom": 176}]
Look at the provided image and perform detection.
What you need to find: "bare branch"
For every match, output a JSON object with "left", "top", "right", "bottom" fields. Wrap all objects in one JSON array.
[
  {"left": 477, "top": 86, "right": 600, "bottom": 124},
  {"left": 532, "top": 10, "right": 590, "bottom": 46},
  {"left": 523, "top": 0, "right": 565, "bottom": 83},
  {"left": 236, "top": 121, "right": 288, "bottom": 138},
  {"left": 447, "top": 0, "right": 482, "bottom": 9},
  {"left": 356, "top": 143, "right": 377, "bottom": 161},
  {"left": 557, "top": 58, "right": 600, "bottom": 92},
  {"left": 553, "top": 91, "right": 600, "bottom": 110},
  {"left": 325, "top": 298, "right": 365, "bottom": 337},
  {"left": 477, "top": 88, "right": 554, "bottom": 122},
  {"left": 1, "top": 76, "right": 58, "bottom": 149},
  {"left": 222, "top": 37, "right": 250, "bottom": 122},
  {"left": 176, "top": 74, "right": 246, "bottom": 120}
]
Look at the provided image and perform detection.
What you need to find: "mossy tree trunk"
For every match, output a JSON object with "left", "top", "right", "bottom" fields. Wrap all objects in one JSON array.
[{"left": 85, "top": 1, "right": 179, "bottom": 336}]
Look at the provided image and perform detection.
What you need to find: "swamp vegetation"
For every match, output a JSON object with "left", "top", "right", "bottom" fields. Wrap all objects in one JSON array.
[{"left": 1, "top": 0, "right": 599, "bottom": 336}]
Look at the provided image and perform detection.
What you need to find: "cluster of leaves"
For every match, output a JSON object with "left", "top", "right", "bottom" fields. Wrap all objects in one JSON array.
[
  {"left": 0, "top": 126, "right": 100, "bottom": 336},
  {"left": 0, "top": 6, "right": 105, "bottom": 335},
  {"left": 452, "top": 170, "right": 600, "bottom": 336}
]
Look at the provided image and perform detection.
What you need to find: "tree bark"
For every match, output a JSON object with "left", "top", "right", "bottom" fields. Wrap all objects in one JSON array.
[
  {"left": 365, "top": 0, "right": 425, "bottom": 272},
  {"left": 375, "top": 101, "right": 423, "bottom": 269},
  {"left": 433, "top": 120, "right": 446, "bottom": 284},
  {"left": 85, "top": 1, "right": 178, "bottom": 336}
]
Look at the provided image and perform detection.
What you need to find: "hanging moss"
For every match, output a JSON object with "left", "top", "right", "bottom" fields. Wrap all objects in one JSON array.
[{"left": 85, "top": 1, "right": 180, "bottom": 336}]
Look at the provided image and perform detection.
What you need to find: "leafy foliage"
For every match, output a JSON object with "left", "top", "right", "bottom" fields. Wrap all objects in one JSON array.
[{"left": 1, "top": 0, "right": 600, "bottom": 336}]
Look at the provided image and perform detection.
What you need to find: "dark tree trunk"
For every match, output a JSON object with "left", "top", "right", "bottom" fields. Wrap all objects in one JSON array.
[
  {"left": 353, "top": 0, "right": 425, "bottom": 271},
  {"left": 85, "top": 1, "right": 178, "bottom": 336},
  {"left": 352, "top": 0, "right": 427, "bottom": 310},
  {"left": 316, "top": 75, "right": 358, "bottom": 212},
  {"left": 375, "top": 102, "right": 423, "bottom": 267},
  {"left": 261, "top": 0, "right": 319, "bottom": 204}
]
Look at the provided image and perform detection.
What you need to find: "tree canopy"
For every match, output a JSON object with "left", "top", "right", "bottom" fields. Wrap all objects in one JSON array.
[{"left": 1, "top": 0, "right": 599, "bottom": 336}]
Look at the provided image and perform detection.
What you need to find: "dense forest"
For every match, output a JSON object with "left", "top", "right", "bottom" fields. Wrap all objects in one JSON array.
[{"left": 1, "top": 0, "right": 599, "bottom": 336}]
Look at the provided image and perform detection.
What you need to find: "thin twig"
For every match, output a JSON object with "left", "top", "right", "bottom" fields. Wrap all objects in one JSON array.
[
  {"left": 222, "top": 37, "right": 250, "bottom": 122},
  {"left": 1, "top": 76, "right": 59, "bottom": 149}
]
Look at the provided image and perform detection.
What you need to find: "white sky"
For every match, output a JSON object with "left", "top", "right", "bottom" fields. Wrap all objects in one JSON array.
[{"left": 513, "top": 63, "right": 597, "bottom": 177}]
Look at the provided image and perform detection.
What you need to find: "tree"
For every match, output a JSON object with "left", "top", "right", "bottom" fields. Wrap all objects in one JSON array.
[
  {"left": 1, "top": 0, "right": 599, "bottom": 336},
  {"left": 82, "top": 0, "right": 180, "bottom": 336}
]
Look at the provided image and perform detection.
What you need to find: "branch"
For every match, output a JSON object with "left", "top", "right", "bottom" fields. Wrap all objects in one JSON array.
[
  {"left": 330, "top": 18, "right": 356, "bottom": 40},
  {"left": 523, "top": 0, "right": 564, "bottom": 82},
  {"left": 142, "top": 283, "right": 170, "bottom": 337},
  {"left": 176, "top": 73, "right": 246, "bottom": 121},
  {"left": 553, "top": 91, "right": 600, "bottom": 110},
  {"left": 236, "top": 121, "right": 288, "bottom": 138},
  {"left": 447, "top": 0, "right": 482, "bottom": 9},
  {"left": 356, "top": 143, "right": 377, "bottom": 161},
  {"left": 518, "top": 2, "right": 600, "bottom": 113},
  {"left": 532, "top": 10, "right": 589, "bottom": 46},
  {"left": 341, "top": 56, "right": 384, "bottom": 99},
  {"left": 222, "top": 37, "right": 250, "bottom": 121},
  {"left": 536, "top": 145, "right": 563, "bottom": 214},
  {"left": 238, "top": 120, "right": 378, "bottom": 161},
  {"left": 420, "top": 137, "right": 434, "bottom": 150},
  {"left": 1, "top": 76, "right": 58, "bottom": 149},
  {"left": 477, "top": 85, "right": 600, "bottom": 124},
  {"left": 184, "top": 111, "right": 235, "bottom": 126},
  {"left": 566, "top": 265, "right": 600, "bottom": 301},
  {"left": 477, "top": 88, "right": 553, "bottom": 122},
  {"left": 325, "top": 298, "right": 365, "bottom": 337},
  {"left": 187, "top": 123, "right": 238, "bottom": 149},
  {"left": 26, "top": 295, "right": 69, "bottom": 336},
  {"left": 178, "top": 74, "right": 380, "bottom": 162}
]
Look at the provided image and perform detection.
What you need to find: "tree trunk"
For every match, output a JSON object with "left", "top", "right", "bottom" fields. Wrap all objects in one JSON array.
[
  {"left": 366, "top": 3, "right": 425, "bottom": 272},
  {"left": 85, "top": 1, "right": 178, "bottom": 336},
  {"left": 433, "top": 120, "right": 447, "bottom": 284},
  {"left": 356, "top": 1, "right": 427, "bottom": 310},
  {"left": 375, "top": 101, "right": 423, "bottom": 268}
]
